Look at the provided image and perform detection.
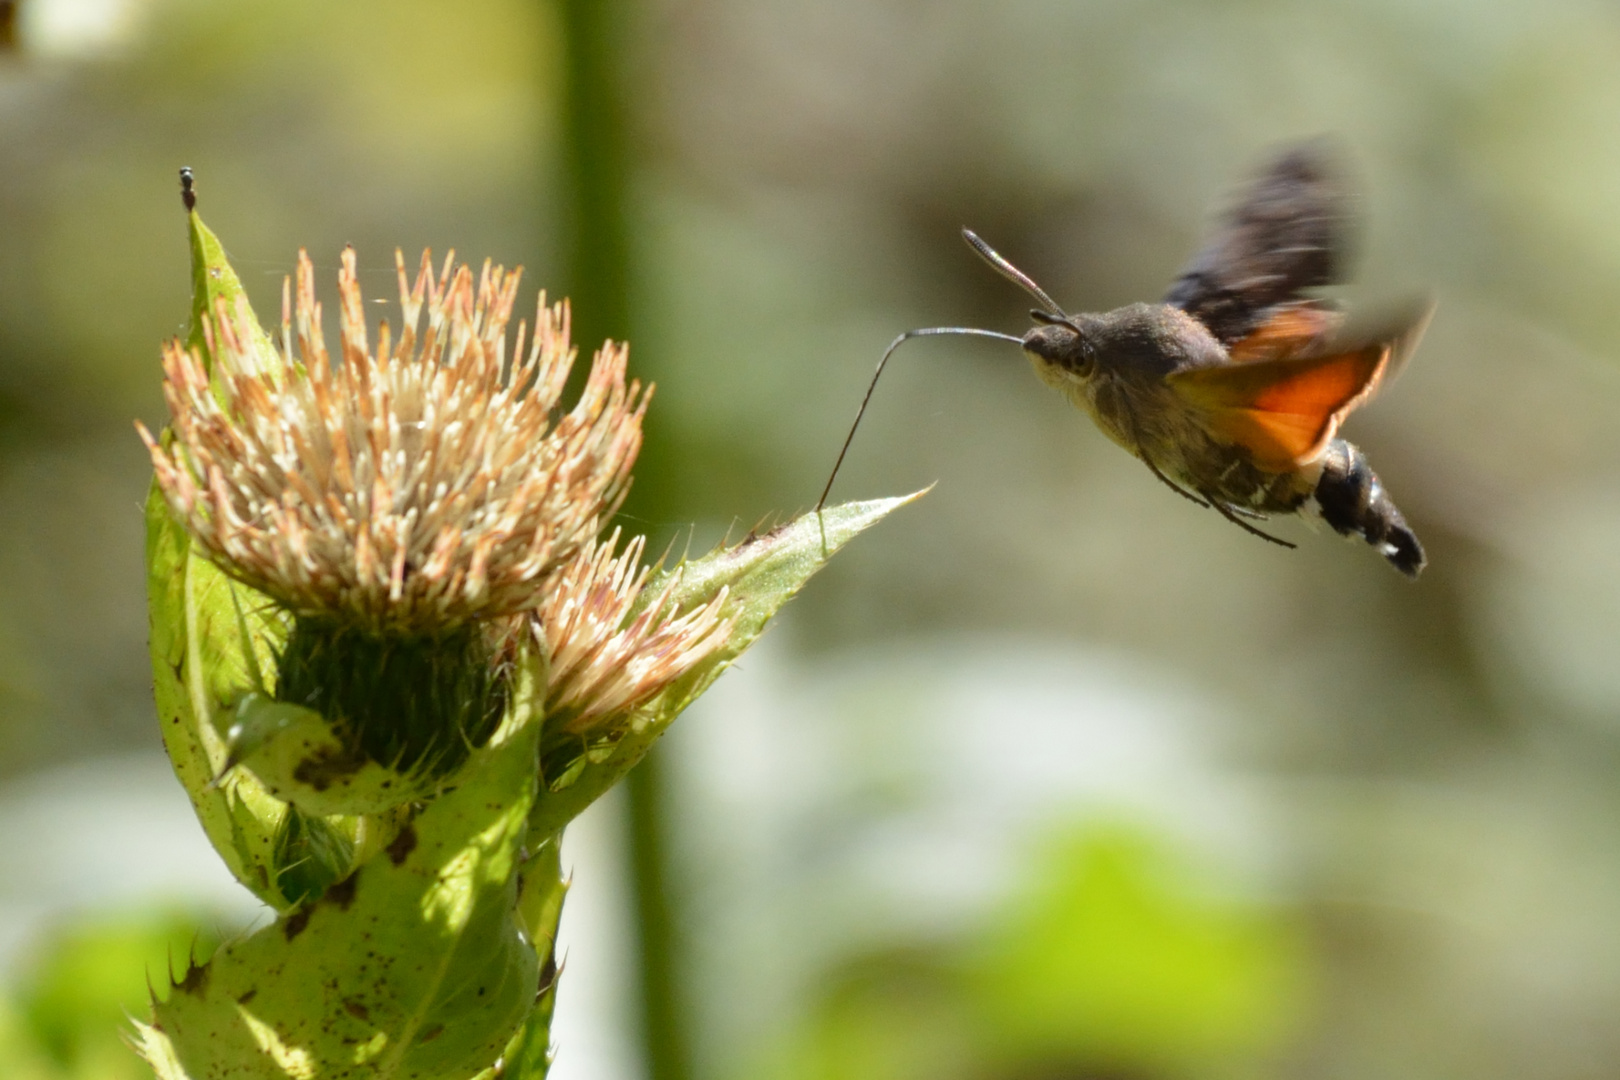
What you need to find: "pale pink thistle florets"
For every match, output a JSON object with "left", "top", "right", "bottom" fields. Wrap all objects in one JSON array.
[
  {"left": 535, "top": 528, "right": 734, "bottom": 737},
  {"left": 139, "top": 247, "right": 647, "bottom": 633}
]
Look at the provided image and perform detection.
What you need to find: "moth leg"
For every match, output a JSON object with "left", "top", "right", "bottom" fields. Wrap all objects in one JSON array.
[
  {"left": 1202, "top": 493, "right": 1298, "bottom": 549},
  {"left": 1206, "top": 461, "right": 1268, "bottom": 518},
  {"left": 1141, "top": 456, "right": 1211, "bottom": 508}
]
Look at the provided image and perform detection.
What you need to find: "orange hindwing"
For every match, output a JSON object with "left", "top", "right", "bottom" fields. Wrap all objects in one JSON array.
[
  {"left": 1167, "top": 301, "right": 1432, "bottom": 470},
  {"left": 1166, "top": 343, "right": 1390, "bottom": 470}
]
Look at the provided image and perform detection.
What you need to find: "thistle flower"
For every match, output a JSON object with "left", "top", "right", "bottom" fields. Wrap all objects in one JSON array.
[
  {"left": 139, "top": 247, "right": 645, "bottom": 634},
  {"left": 534, "top": 528, "right": 734, "bottom": 741},
  {"left": 134, "top": 197, "right": 916, "bottom": 1080},
  {"left": 140, "top": 245, "right": 654, "bottom": 783}
]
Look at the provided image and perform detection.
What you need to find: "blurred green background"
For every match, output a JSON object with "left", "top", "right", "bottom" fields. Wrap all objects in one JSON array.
[{"left": 6, "top": 0, "right": 1620, "bottom": 1077}]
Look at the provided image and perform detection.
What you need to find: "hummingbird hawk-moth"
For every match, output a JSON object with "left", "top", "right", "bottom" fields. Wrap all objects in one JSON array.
[{"left": 819, "top": 144, "right": 1431, "bottom": 577}]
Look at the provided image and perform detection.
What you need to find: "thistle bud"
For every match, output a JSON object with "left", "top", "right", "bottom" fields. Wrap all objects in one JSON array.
[{"left": 533, "top": 528, "right": 733, "bottom": 754}]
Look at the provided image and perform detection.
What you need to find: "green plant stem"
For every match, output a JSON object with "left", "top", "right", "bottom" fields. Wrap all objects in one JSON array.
[
  {"left": 557, "top": 0, "right": 630, "bottom": 353},
  {"left": 625, "top": 753, "right": 691, "bottom": 1080},
  {"left": 555, "top": 2, "right": 693, "bottom": 1079}
]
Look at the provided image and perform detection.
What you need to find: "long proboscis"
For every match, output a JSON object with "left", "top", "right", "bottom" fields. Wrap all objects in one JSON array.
[{"left": 816, "top": 327, "right": 1026, "bottom": 512}]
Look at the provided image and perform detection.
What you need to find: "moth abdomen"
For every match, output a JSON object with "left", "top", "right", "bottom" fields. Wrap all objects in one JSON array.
[{"left": 1312, "top": 438, "right": 1424, "bottom": 578}]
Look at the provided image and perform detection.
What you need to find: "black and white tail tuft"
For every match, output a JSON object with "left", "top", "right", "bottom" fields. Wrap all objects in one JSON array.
[{"left": 1312, "top": 439, "right": 1425, "bottom": 578}]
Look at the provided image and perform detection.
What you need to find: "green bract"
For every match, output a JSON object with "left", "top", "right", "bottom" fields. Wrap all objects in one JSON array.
[
  {"left": 134, "top": 721, "right": 543, "bottom": 1080},
  {"left": 529, "top": 495, "right": 925, "bottom": 839}
]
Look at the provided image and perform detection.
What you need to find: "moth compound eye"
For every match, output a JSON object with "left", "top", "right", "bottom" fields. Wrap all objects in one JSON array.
[{"left": 1072, "top": 340, "right": 1097, "bottom": 378}]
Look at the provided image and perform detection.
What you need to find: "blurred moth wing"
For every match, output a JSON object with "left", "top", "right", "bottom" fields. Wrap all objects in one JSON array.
[
  {"left": 1225, "top": 302, "right": 1340, "bottom": 363},
  {"left": 1167, "top": 300, "right": 1432, "bottom": 471},
  {"left": 1167, "top": 343, "right": 1390, "bottom": 470}
]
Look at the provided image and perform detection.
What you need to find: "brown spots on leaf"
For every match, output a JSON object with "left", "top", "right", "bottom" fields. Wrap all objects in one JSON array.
[
  {"left": 291, "top": 742, "right": 369, "bottom": 793},
  {"left": 237, "top": 989, "right": 257, "bottom": 1006},
  {"left": 283, "top": 909, "right": 311, "bottom": 940},
  {"left": 175, "top": 960, "right": 209, "bottom": 996},
  {"left": 419, "top": 1023, "right": 444, "bottom": 1043},
  {"left": 326, "top": 872, "right": 359, "bottom": 911},
  {"left": 386, "top": 824, "right": 418, "bottom": 866},
  {"left": 737, "top": 514, "right": 787, "bottom": 549},
  {"left": 342, "top": 999, "right": 371, "bottom": 1022}
]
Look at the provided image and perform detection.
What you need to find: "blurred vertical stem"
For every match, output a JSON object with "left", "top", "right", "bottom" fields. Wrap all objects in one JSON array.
[
  {"left": 557, "top": 0, "right": 629, "bottom": 354},
  {"left": 555, "top": 2, "right": 692, "bottom": 1080}
]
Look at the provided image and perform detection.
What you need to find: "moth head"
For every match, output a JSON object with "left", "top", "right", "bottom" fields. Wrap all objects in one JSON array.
[{"left": 1022, "top": 310, "right": 1096, "bottom": 380}]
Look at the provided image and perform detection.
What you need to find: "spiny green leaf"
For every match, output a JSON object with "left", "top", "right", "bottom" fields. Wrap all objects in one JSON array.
[
  {"left": 648, "top": 490, "right": 929, "bottom": 707},
  {"left": 184, "top": 203, "right": 274, "bottom": 366},
  {"left": 134, "top": 722, "right": 544, "bottom": 1080},
  {"left": 146, "top": 484, "right": 307, "bottom": 908},
  {"left": 528, "top": 492, "right": 924, "bottom": 837},
  {"left": 147, "top": 203, "right": 353, "bottom": 909},
  {"left": 12, "top": 910, "right": 220, "bottom": 1080}
]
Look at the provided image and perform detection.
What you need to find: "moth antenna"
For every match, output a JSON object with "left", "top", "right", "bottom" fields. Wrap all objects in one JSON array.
[
  {"left": 962, "top": 229, "right": 1068, "bottom": 319},
  {"left": 817, "top": 326, "right": 1024, "bottom": 512}
]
